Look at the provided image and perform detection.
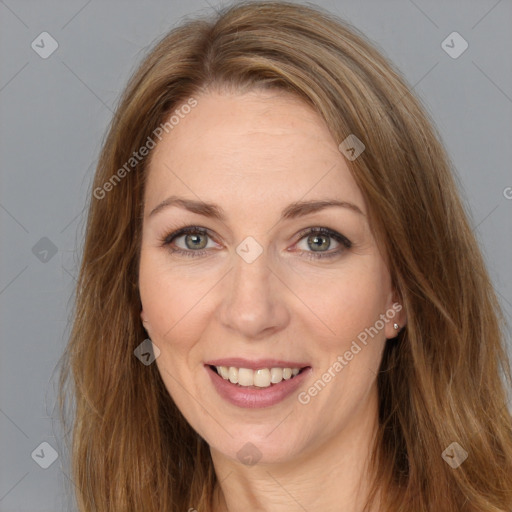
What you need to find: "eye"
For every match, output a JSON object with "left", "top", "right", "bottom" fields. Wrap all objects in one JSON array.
[
  {"left": 160, "top": 225, "right": 352, "bottom": 260},
  {"left": 161, "top": 226, "right": 217, "bottom": 258},
  {"left": 293, "top": 227, "right": 352, "bottom": 260}
]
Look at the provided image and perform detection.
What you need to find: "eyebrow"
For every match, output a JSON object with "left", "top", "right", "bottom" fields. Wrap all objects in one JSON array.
[{"left": 148, "top": 195, "right": 364, "bottom": 221}]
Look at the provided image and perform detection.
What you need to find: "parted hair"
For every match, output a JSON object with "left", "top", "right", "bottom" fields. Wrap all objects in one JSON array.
[{"left": 57, "top": 1, "right": 512, "bottom": 510}]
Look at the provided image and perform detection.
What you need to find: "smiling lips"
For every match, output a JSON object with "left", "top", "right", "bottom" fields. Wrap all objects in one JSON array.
[
  {"left": 205, "top": 357, "right": 310, "bottom": 394},
  {"left": 205, "top": 361, "right": 312, "bottom": 408}
]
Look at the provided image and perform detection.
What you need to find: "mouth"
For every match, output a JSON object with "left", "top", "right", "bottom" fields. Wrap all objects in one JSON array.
[
  {"left": 208, "top": 364, "right": 311, "bottom": 389},
  {"left": 205, "top": 362, "right": 313, "bottom": 408}
]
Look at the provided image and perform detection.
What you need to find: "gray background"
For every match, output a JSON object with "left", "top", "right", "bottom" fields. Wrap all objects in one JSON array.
[{"left": 1, "top": 0, "right": 511, "bottom": 510}]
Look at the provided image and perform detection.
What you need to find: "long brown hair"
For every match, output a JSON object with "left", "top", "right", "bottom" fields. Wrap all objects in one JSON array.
[{"left": 57, "top": 1, "right": 512, "bottom": 510}]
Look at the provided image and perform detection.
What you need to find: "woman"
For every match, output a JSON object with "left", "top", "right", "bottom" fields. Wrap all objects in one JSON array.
[{"left": 57, "top": 1, "right": 512, "bottom": 511}]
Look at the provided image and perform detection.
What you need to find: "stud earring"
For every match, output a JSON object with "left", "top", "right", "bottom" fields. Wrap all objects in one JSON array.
[{"left": 393, "top": 323, "right": 400, "bottom": 330}]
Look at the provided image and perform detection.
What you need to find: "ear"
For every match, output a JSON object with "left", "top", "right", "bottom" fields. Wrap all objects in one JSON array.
[
  {"left": 140, "top": 310, "right": 151, "bottom": 333},
  {"left": 383, "top": 289, "right": 407, "bottom": 340}
]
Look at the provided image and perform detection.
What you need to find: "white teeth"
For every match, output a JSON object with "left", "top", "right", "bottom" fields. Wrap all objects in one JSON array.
[
  {"left": 270, "top": 367, "right": 283, "bottom": 383},
  {"left": 228, "top": 367, "right": 238, "bottom": 384},
  {"left": 238, "top": 368, "right": 253, "bottom": 386},
  {"left": 214, "top": 366, "right": 303, "bottom": 388},
  {"left": 253, "top": 369, "right": 271, "bottom": 387}
]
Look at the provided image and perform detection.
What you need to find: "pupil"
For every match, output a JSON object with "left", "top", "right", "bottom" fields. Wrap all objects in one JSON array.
[
  {"left": 186, "top": 233, "right": 206, "bottom": 250},
  {"left": 310, "top": 234, "right": 329, "bottom": 251}
]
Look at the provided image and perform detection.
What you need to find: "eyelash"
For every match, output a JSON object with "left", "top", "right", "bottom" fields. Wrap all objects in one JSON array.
[{"left": 160, "top": 225, "right": 352, "bottom": 260}]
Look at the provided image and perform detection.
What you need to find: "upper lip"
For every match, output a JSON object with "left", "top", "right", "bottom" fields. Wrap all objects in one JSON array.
[{"left": 204, "top": 358, "right": 311, "bottom": 370}]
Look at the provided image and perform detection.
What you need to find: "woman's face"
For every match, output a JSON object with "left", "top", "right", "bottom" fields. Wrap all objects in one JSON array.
[{"left": 139, "top": 89, "right": 404, "bottom": 465}]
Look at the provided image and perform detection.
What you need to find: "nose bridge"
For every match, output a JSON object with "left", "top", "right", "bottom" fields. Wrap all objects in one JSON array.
[
  {"left": 230, "top": 243, "right": 273, "bottom": 313},
  {"left": 235, "top": 245, "right": 269, "bottom": 289},
  {"left": 217, "top": 239, "right": 289, "bottom": 338},
  {"left": 231, "top": 234, "right": 271, "bottom": 295}
]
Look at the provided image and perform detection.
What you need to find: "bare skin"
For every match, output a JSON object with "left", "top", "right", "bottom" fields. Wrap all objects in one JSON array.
[{"left": 138, "top": 89, "right": 405, "bottom": 511}]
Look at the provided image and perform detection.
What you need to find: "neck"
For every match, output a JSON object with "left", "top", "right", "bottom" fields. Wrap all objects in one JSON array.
[{"left": 211, "top": 387, "right": 382, "bottom": 512}]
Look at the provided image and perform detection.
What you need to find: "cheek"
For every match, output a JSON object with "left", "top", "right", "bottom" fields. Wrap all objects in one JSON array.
[
  {"left": 138, "top": 250, "right": 195, "bottom": 340},
  {"left": 138, "top": 249, "right": 222, "bottom": 370},
  {"left": 295, "top": 263, "right": 389, "bottom": 415},
  {"left": 294, "top": 258, "right": 391, "bottom": 343}
]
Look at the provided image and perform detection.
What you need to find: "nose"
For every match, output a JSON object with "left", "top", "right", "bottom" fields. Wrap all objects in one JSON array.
[{"left": 216, "top": 247, "right": 291, "bottom": 340}]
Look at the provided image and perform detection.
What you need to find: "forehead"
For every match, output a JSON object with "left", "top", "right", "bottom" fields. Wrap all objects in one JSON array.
[{"left": 145, "top": 90, "right": 366, "bottom": 215}]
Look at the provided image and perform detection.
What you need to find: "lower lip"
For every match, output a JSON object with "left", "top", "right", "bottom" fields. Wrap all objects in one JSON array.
[{"left": 205, "top": 365, "right": 312, "bottom": 408}]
